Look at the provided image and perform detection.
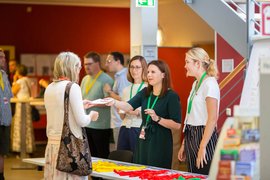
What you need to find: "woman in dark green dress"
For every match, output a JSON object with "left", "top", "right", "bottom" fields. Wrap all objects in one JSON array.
[{"left": 106, "top": 60, "right": 181, "bottom": 168}]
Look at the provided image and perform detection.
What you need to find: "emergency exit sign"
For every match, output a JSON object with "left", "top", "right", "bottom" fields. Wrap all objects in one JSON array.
[{"left": 136, "top": 0, "right": 155, "bottom": 7}]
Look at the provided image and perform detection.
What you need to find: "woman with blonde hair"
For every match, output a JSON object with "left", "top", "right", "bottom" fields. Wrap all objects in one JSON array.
[
  {"left": 44, "top": 52, "right": 99, "bottom": 180},
  {"left": 178, "top": 47, "right": 219, "bottom": 175}
]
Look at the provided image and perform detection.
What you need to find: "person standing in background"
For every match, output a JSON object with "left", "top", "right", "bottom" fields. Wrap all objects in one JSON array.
[
  {"left": 8, "top": 59, "right": 17, "bottom": 116},
  {"left": 11, "top": 64, "right": 35, "bottom": 154},
  {"left": 104, "top": 52, "right": 130, "bottom": 149},
  {"left": 178, "top": 47, "right": 219, "bottom": 175},
  {"left": 117, "top": 55, "right": 147, "bottom": 153},
  {"left": 44, "top": 51, "right": 99, "bottom": 180},
  {"left": 0, "top": 49, "right": 13, "bottom": 180},
  {"left": 81, "top": 51, "right": 113, "bottom": 159},
  {"left": 8, "top": 59, "right": 17, "bottom": 85}
]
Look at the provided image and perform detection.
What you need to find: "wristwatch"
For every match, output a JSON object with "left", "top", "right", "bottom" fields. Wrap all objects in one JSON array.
[{"left": 156, "top": 116, "right": 161, "bottom": 123}]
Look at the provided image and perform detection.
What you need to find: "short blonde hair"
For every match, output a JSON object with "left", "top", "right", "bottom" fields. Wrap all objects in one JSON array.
[
  {"left": 186, "top": 47, "right": 219, "bottom": 78},
  {"left": 53, "top": 52, "right": 81, "bottom": 82}
]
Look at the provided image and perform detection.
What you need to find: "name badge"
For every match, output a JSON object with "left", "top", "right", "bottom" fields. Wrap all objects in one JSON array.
[
  {"left": 139, "top": 126, "right": 146, "bottom": 140},
  {"left": 3, "top": 97, "right": 9, "bottom": 104}
]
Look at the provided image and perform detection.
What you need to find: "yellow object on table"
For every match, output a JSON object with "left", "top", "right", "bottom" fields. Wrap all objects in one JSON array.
[{"left": 92, "top": 160, "right": 146, "bottom": 172}]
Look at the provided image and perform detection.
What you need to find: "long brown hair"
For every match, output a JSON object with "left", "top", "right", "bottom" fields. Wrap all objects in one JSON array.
[
  {"left": 127, "top": 55, "right": 148, "bottom": 83},
  {"left": 146, "top": 60, "right": 172, "bottom": 97}
]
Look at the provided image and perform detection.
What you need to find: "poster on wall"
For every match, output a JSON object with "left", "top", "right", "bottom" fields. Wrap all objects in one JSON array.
[
  {"left": 21, "top": 54, "right": 36, "bottom": 76},
  {"left": 36, "top": 54, "right": 57, "bottom": 76}
]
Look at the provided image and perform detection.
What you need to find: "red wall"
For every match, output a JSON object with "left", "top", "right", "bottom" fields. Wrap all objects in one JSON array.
[
  {"left": 158, "top": 47, "right": 193, "bottom": 120},
  {"left": 0, "top": 4, "right": 130, "bottom": 58},
  {"left": 0, "top": 4, "right": 130, "bottom": 141},
  {"left": 216, "top": 34, "right": 244, "bottom": 131},
  {"left": 216, "top": 34, "right": 244, "bottom": 81}
]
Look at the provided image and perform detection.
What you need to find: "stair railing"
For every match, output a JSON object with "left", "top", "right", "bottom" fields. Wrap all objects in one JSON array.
[
  {"left": 219, "top": 59, "right": 246, "bottom": 90},
  {"left": 218, "top": 59, "right": 246, "bottom": 127}
]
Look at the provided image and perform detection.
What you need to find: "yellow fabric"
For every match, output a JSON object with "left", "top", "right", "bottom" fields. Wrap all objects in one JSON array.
[
  {"left": 0, "top": 72, "right": 4, "bottom": 91},
  {"left": 85, "top": 70, "right": 103, "bottom": 94},
  {"left": 92, "top": 160, "right": 146, "bottom": 172}
]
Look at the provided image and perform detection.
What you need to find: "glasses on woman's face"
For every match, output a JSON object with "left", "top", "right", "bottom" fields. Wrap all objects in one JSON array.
[{"left": 130, "top": 66, "right": 142, "bottom": 70}]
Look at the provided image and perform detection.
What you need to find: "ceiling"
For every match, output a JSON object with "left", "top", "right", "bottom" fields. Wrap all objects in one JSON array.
[{"left": 0, "top": 0, "right": 214, "bottom": 47}]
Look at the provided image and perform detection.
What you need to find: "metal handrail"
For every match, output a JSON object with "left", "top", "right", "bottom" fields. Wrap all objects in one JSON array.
[
  {"left": 225, "top": 0, "right": 246, "bottom": 14},
  {"left": 220, "top": 74, "right": 244, "bottom": 100},
  {"left": 219, "top": 59, "right": 246, "bottom": 90},
  {"left": 223, "top": 0, "right": 261, "bottom": 34}
]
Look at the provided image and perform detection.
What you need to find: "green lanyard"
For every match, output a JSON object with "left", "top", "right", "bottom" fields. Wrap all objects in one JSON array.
[
  {"left": 187, "top": 72, "right": 207, "bottom": 114},
  {"left": 145, "top": 93, "right": 159, "bottom": 125},
  {"left": 130, "top": 82, "right": 144, "bottom": 99}
]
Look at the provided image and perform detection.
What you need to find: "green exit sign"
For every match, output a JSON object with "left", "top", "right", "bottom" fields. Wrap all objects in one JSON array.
[{"left": 136, "top": 0, "right": 155, "bottom": 7}]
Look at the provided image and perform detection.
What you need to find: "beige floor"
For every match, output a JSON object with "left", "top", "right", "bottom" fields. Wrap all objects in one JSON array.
[
  {"left": 4, "top": 143, "right": 45, "bottom": 180},
  {"left": 4, "top": 156, "right": 44, "bottom": 180}
]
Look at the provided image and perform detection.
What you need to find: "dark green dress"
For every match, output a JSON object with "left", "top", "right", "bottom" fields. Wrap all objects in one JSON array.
[{"left": 128, "top": 88, "right": 181, "bottom": 168}]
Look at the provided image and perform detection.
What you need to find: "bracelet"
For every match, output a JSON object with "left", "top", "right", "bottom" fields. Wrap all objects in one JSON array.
[{"left": 156, "top": 116, "right": 161, "bottom": 123}]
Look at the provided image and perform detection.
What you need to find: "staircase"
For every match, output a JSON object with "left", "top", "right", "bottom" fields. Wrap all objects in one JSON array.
[
  {"left": 184, "top": 0, "right": 261, "bottom": 58},
  {"left": 184, "top": 0, "right": 262, "bottom": 128}
]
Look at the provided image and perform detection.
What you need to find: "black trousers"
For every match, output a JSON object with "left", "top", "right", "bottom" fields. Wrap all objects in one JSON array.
[{"left": 85, "top": 128, "right": 111, "bottom": 159}]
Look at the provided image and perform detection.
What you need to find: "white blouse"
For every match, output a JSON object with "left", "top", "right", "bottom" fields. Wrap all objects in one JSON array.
[
  {"left": 120, "top": 83, "right": 147, "bottom": 128},
  {"left": 16, "top": 77, "right": 31, "bottom": 100},
  {"left": 44, "top": 80, "right": 91, "bottom": 139},
  {"left": 184, "top": 77, "right": 220, "bottom": 126}
]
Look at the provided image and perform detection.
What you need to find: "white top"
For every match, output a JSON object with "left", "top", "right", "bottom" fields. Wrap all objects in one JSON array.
[
  {"left": 44, "top": 81, "right": 91, "bottom": 139},
  {"left": 120, "top": 83, "right": 146, "bottom": 128},
  {"left": 16, "top": 77, "right": 31, "bottom": 100},
  {"left": 184, "top": 77, "right": 220, "bottom": 126}
]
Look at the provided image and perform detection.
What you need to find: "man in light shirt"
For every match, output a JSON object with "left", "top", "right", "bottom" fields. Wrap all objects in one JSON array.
[{"left": 104, "top": 52, "right": 130, "bottom": 149}]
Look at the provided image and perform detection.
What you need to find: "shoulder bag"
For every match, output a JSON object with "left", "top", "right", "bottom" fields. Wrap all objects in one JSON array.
[{"left": 56, "top": 82, "right": 92, "bottom": 176}]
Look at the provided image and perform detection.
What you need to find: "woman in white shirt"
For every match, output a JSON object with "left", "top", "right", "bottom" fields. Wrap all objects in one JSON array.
[
  {"left": 117, "top": 55, "right": 148, "bottom": 153},
  {"left": 178, "top": 47, "right": 220, "bottom": 175},
  {"left": 11, "top": 64, "right": 35, "bottom": 153},
  {"left": 44, "top": 52, "right": 98, "bottom": 180}
]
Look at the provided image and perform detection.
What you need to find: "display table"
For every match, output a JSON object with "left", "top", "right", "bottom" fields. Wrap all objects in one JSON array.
[{"left": 22, "top": 157, "right": 207, "bottom": 179}]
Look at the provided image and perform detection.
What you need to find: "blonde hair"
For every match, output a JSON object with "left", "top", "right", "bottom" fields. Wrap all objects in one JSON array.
[
  {"left": 186, "top": 47, "right": 219, "bottom": 78},
  {"left": 53, "top": 52, "right": 81, "bottom": 82}
]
